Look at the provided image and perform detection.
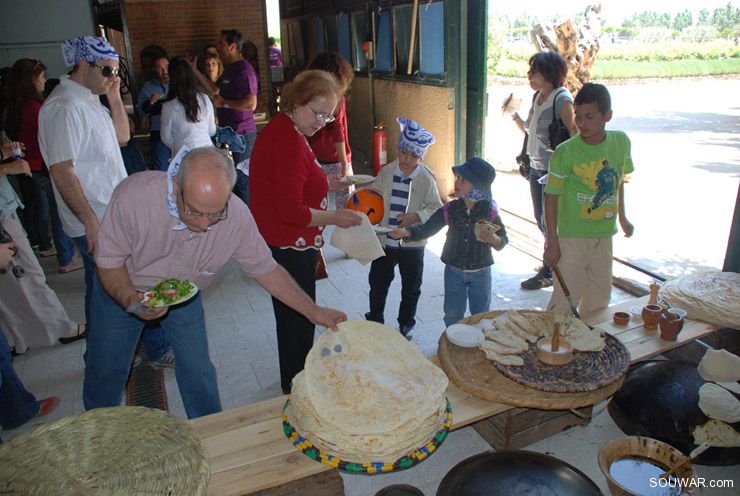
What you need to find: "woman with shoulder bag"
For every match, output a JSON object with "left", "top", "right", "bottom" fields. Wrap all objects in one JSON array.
[{"left": 511, "top": 52, "right": 577, "bottom": 290}]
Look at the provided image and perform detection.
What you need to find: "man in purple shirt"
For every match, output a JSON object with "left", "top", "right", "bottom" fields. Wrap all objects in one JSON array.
[
  {"left": 83, "top": 147, "right": 347, "bottom": 419},
  {"left": 193, "top": 29, "right": 257, "bottom": 205}
]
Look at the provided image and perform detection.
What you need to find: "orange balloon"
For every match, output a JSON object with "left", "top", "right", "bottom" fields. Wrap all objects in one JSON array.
[{"left": 347, "top": 189, "right": 384, "bottom": 225}]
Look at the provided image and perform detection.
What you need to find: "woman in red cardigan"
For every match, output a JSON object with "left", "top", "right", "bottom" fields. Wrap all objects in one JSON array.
[
  {"left": 306, "top": 52, "right": 355, "bottom": 209},
  {"left": 249, "top": 70, "right": 362, "bottom": 394}
]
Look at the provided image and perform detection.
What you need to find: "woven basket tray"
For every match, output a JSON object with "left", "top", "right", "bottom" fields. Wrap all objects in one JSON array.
[
  {"left": 0, "top": 406, "right": 210, "bottom": 495},
  {"left": 437, "top": 311, "right": 630, "bottom": 410},
  {"left": 283, "top": 399, "right": 453, "bottom": 474}
]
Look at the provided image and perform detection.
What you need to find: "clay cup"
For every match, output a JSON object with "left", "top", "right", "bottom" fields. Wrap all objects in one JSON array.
[
  {"left": 641, "top": 304, "right": 663, "bottom": 330},
  {"left": 659, "top": 311, "right": 684, "bottom": 341}
]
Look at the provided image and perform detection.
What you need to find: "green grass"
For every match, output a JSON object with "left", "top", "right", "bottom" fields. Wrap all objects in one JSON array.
[{"left": 493, "top": 58, "right": 740, "bottom": 79}]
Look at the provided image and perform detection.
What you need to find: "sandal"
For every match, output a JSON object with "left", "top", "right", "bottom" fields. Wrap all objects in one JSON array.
[{"left": 59, "top": 324, "right": 87, "bottom": 345}]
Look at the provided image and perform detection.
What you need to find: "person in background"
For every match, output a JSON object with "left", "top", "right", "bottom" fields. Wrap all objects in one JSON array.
[
  {"left": 544, "top": 82, "right": 634, "bottom": 316},
  {"left": 191, "top": 29, "right": 258, "bottom": 205},
  {"left": 3, "top": 59, "right": 80, "bottom": 273},
  {"left": 390, "top": 158, "right": 508, "bottom": 327},
  {"left": 268, "top": 37, "right": 282, "bottom": 67},
  {"left": 203, "top": 53, "right": 223, "bottom": 84},
  {"left": 511, "top": 52, "right": 577, "bottom": 291},
  {"left": 161, "top": 56, "right": 216, "bottom": 155},
  {"left": 1, "top": 318, "right": 60, "bottom": 442},
  {"left": 306, "top": 52, "right": 354, "bottom": 210},
  {"left": 365, "top": 118, "right": 442, "bottom": 340},
  {"left": 38, "top": 36, "right": 129, "bottom": 345},
  {"left": 249, "top": 70, "right": 362, "bottom": 394},
  {"left": 0, "top": 143, "right": 85, "bottom": 354},
  {"left": 136, "top": 53, "right": 171, "bottom": 171},
  {"left": 84, "top": 147, "right": 347, "bottom": 418}
]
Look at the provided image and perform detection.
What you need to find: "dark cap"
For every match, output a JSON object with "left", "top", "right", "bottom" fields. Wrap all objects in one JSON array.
[{"left": 452, "top": 157, "right": 495, "bottom": 197}]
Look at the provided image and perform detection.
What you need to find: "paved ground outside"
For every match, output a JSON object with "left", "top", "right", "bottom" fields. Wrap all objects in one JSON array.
[{"left": 486, "top": 77, "right": 740, "bottom": 280}]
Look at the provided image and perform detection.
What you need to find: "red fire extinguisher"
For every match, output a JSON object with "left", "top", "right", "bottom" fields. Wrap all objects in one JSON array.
[{"left": 373, "top": 122, "right": 387, "bottom": 175}]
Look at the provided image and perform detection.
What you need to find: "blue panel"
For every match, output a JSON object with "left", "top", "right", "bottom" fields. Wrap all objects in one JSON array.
[
  {"left": 375, "top": 10, "right": 392, "bottom": 72},
  {"left": 314, "top": 18, "right": 325, "bottom": 54},
  {"left": 420, "top": 1, "right": 445, "bottom": 76},
  {"left": 338, "top": 13, "right": 352, "bottom": 64}
]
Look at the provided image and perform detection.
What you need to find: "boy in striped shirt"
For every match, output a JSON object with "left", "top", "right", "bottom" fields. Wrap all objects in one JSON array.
[{"left": 365, "top": 118, "right": 442, "bottom": 340}]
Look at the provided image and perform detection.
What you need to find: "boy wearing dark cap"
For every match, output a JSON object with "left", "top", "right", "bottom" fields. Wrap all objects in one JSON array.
[{"left": 390, "top": 157, "right": 508, "bottom": 327}]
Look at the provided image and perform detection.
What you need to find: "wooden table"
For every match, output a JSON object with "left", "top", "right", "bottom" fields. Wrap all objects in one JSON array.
[{"left": 190, "top": 296, "right": 719, "bottom": 495}]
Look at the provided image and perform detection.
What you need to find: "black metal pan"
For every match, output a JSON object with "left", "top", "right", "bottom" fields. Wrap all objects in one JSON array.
[{"left": 436, "top": 450, "right": 602, "bottom": 495}]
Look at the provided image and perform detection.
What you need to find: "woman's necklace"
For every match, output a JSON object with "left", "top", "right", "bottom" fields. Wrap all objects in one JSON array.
[{"left": 538, "top": 86, "right": 554, "bottom": 105}]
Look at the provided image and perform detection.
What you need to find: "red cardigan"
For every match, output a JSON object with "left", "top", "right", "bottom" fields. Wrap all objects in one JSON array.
[
  {"left": 306, "top": 96, "right": 351, "bottom": 164},
  {"left": 249, "top": 112, "right": 329, "bottom": 249},
  {"left": 19, "top": 99, "right": 44, "bottom": 172}
]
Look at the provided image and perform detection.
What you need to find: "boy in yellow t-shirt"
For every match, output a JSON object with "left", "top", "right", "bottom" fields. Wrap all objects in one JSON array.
[{"left": 544, "top": 83, "right": 634, "bottom": 316}]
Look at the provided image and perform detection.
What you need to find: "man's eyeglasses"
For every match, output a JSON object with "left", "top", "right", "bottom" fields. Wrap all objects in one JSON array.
[
  {"left": 179, "top": 190, "right": 228, "bottom": 221},
  {"left": 91, "top": 63, "right": 119, "bottom": 78},
  {"left": 308, "top": 104, "right": 335, "bottom": 124}
]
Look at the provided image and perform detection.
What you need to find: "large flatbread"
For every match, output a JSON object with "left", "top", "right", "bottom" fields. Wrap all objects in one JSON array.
[
  {"left": 286, "top": 320, "right": 448, "bottom": 462},
  {"left": 659, "top": 271, "right": 740, "bottom": 330},
  {"left": 692, "top": 420, "right": 740, "bottom": 447},
  {"left": 480, "top": 339, "right": 521, "bottom": 355},
  {"left": 698, "top": 383, "right": 740, "bottom": 423}
]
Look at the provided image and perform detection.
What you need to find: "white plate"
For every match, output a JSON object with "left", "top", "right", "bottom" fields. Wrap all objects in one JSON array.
[
  {"left": 344, "top": 174, "right": 374, "bottom": 186},
  {"left": 446, "top": 324, "right": 485, "bottom": 348},
  {"left": 373, "top": 226, "right": 393, "bottom": 234},
  {"left": 143, "top": 283, "right": 199, "bottom": 308}
]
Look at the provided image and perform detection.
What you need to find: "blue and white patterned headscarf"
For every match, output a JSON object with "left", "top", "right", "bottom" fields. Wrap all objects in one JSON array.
[
  {"left": 397, "top": 118, "right": 435, "bottom": 159},
  {"left": 167, "top": 146, "right": 191, "bottom": 231},
  {"left": 62, "top": 36, "right": 119, "bottom": 67}
]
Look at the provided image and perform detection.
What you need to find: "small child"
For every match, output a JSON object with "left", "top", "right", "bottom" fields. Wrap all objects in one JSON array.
[
  {"left": 544, "top": 82, "right": 634, "bottom": 316},
  {"left": 390, "top": 157, "right": 508, "bottom": 327},
  {"left": 365, "top": 118, "right": 443, "bottom": 340}
]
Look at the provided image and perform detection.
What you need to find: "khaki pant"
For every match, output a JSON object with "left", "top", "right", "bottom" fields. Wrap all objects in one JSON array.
[
  {"left": 547, "top": 237, "right": 613, "bottom": 317},
  {"left": 0, "top": 214, "right": 76, "bottom": 351}
]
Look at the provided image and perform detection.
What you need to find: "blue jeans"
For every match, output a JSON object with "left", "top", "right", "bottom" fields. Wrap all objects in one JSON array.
[
  {"left": 529, "top": 167, "right": 551, "bottom": 278},
  {"left": 0, "top": 331, "right": 39, "bottom": 431},
  {"left": 443, "top": 265, "right": 492, "bottom": 327},
  {"left": 149, "top": 140, "right": 172, "bottom": 171},
  {"left": 34, "top": 172, "right": 74, "bottom": 266},
  {"left": 232, "top": 130, "right": 258, "bottom": 205},
  {"left": 70, "top": 236, "right": 170, "bottom": 361},
  {"left": 17, "top": 175, "right": 50, "bottom": 251},
  {"left": 83, "top": 278, "right": 221, "bottom": 419},
  {"left": 71, "top": 236, "right": 96, "bottom": 328}
]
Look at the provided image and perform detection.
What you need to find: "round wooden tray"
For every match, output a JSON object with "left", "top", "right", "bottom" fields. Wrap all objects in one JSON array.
[{"left": 437, "top": 311, "right": 630, "bottom": 410}]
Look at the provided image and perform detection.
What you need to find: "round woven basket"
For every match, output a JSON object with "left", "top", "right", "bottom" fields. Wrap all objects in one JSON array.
[
  {"left": 0, "top": 406, "right": 210, "bottom": 495},
  {"left": 438, "top": 310, "right": 629, "bottom": 410}
]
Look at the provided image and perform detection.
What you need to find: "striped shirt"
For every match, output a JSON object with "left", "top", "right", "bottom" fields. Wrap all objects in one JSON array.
[{"left": 386, "top": 163, "right": 421, "bottom": 248}]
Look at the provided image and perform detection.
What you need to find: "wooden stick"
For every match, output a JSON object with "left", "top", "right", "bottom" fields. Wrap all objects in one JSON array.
[
  {"left": 407, "top": 0, "right": 419, "bottom": 74},
  {"left": 552, "top": 322, "right": 560, "bottom": 352}
]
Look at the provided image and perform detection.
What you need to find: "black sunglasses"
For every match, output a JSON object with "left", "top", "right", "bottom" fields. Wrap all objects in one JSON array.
[{"left": 91, "top": 63, "right": 119, "bottom": 78}]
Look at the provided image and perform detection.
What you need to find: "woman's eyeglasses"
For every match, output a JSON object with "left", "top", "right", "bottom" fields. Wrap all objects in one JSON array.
[
  {"left": 91, "top": 63, "right": 119, "bottom": 78},
  {"left": 308, "top": 104, "right": 335, "bottom": 124}
]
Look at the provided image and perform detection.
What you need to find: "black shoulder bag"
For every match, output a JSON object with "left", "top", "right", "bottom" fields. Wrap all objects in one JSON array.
[{"left": 547, "top": 88, "right": 571, "bottom": 151}]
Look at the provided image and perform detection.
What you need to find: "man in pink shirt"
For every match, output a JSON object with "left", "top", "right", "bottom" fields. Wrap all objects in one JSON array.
[{"left": 83, "top": 147, "right": 347, "bottom": 418}]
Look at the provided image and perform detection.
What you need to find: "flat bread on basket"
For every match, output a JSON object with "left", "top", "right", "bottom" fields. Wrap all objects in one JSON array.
[{"left": 285, "top": 320, "right": 449, "bottom": 463}]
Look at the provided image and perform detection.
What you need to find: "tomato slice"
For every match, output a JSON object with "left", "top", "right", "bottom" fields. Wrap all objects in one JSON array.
[{"left": 162, "top": 288, "right": 178, "bottom": 298}]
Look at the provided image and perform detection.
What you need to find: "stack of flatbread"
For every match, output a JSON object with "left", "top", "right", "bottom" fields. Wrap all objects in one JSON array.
[
  {"left": 477, "top": 309, "right": 607, "bottom": 366},
  {"left": 659, "top": 271, "right": 740, "bottom": 330},
  {"left": 285, "top": 320, "right": 449, "bottom": 463}
]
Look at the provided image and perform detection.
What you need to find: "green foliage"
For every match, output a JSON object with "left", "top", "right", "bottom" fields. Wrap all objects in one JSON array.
[
  {"left": 598, "top": 41, "right": 740, "bottom": 62},
  {"left": 492, "top": 58, "right": 740, "bottom": 78}
]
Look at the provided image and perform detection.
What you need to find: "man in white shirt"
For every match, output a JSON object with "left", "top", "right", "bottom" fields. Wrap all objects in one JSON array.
[{"left": 39, "top": 36, "right": 129, "bottom": 335}]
